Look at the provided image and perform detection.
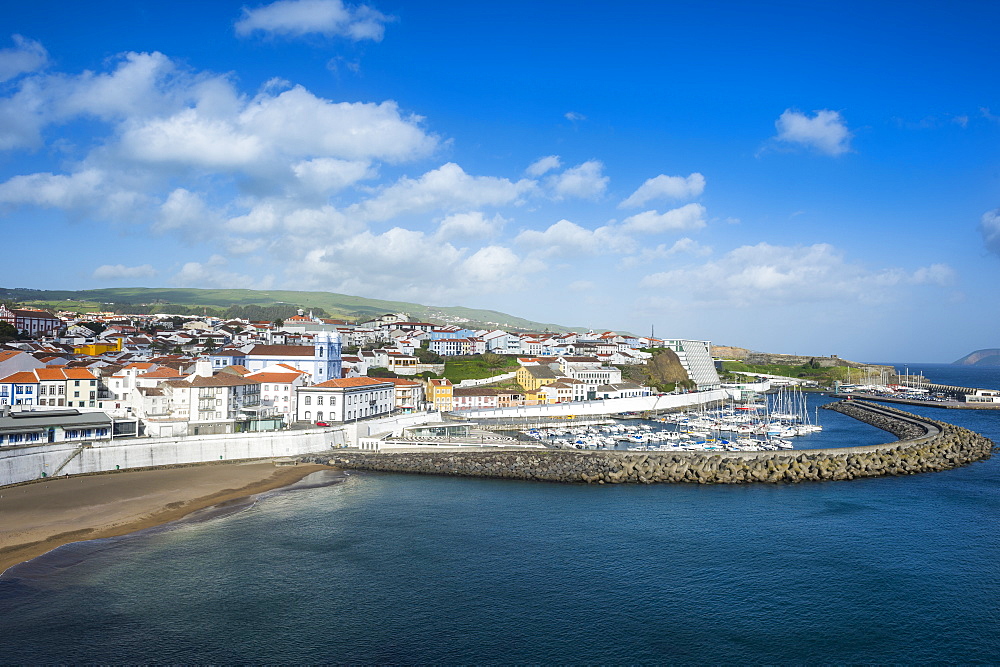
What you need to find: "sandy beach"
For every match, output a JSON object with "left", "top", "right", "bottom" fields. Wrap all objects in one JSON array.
[{"left": 0, "top": 461, "right": 332, "bottom": 575}]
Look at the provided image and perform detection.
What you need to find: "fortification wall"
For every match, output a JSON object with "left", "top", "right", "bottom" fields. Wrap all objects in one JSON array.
[{"left": 304, "top": 402, "right": 994, "bottom": 484}]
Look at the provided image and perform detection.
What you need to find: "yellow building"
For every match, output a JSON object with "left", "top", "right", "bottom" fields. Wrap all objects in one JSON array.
[
  {"left": 73, "top": 337, "right": 123, "bottom": 356},
  {"left": 425, "top": 378, "right": 454, "bottom": 412},
  {"left": 516, "top": 364, "right": 559, "bottom": 392}
]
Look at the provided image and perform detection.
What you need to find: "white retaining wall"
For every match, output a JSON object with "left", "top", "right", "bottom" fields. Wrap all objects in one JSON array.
[
  {"left": 457, "top": 372, "right": 517, "bottom": 387},
  {"left": 0, "top": 428, "right": 348, "bottom": 487}
]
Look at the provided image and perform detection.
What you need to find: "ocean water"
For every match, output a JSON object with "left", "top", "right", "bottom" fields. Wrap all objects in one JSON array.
[{"left": 1, "top": 363, "right": 999, "bottom": 663}]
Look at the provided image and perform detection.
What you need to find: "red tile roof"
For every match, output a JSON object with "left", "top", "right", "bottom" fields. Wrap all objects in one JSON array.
[{"left": 312, "top": 377, "right": 392, "bottom": 389}]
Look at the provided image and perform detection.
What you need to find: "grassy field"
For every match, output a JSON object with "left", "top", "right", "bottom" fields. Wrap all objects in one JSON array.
[
  {"left": 441, "top": 355, "right": 519, "bottom": 383},
  {"left": 721, "top": 360, "right": 864, "bottom": 385}
]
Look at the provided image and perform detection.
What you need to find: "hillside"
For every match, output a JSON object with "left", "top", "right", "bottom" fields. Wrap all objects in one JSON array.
[
  {"left": 0, "top": 286, "right": 585, "bottom": 334},
  {"left": 953, "top": 349, "right": 1000, "bottom": 366}
]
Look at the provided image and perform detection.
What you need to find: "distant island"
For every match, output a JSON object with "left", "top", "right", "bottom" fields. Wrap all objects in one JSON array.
[{"left": 953, "top": 349, "right": 1000, "bottom": 366}]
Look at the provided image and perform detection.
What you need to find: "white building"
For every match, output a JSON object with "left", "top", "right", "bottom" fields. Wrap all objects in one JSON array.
[
  {"left": 211, "top": 331, "right": 342, "bottom": 382},
  {"left": 296, "top": 377, "right": 394, "bottom": 424}
]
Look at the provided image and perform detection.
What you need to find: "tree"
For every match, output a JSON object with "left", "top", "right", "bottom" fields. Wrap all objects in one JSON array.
[
  {"left": 368, "top": 367, "right": 397, "bottom": 378},
  {"left": 414, "top": 346, "right": 443, "bottom": 364},
  {"left": 482, "top": 352, "right": 505, "bottom": 371},
  {"left": 0, "top": 321, "right": 17, "bottom": 342}
]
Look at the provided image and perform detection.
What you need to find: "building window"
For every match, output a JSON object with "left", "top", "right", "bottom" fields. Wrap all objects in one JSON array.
[
  {"left": 316, "top": 411, "right": 323, "bottom": 421},
  {"left": 317, "top": 396, "right": 324, "bottom": 405},
  {"left": 304, "top": 411, "right": 311, "bottom": 419},
  {"left": 304, "top": 396, "right": 311, "bottom": 405}
]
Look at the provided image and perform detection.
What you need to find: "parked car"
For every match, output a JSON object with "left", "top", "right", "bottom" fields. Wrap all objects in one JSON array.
[{"left": 315, "top": 421, "right": 330, "bottom": 427}]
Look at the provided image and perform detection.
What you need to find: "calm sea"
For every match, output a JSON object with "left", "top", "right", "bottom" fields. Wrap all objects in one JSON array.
[{"left": 2, "top": 363, "right": 999, "bottom": 663}]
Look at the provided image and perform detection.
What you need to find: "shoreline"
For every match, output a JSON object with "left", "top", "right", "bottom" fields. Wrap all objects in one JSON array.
[{"left": 0, "top": 460, "right": 334, "bottom": 576}]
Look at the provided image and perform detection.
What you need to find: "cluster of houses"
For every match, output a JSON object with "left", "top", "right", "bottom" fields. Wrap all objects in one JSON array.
[{"left": 0, "top": 306, "right": 721, "bottom": 442}]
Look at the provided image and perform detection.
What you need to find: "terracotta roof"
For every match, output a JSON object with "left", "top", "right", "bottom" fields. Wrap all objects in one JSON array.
[
  {"left": 0, "top": 371, "right": 38, "bottom": 383},
  {"left": 453, "top": 387, "right": 501, "bottom": 396},
  {"left": 246, "top": 372, "right": 301, "bottom": 383},
  {"left": 382, "top": 378, "right": 421, "bottom": 386},
  {"left": 0, "top": 351, "right": 24, "bottom": 362},
  {"left": 34, "top": 368, "right": 68, "bottom": 381},
  {"left": 138, "top": 367, "right": 184, "bottom": 379},
  {"left": 64, "top": 369, "right": 97, "bottom": 380},
  {"left": 312, "top": 377, "right": 392, "bottom": 389}
]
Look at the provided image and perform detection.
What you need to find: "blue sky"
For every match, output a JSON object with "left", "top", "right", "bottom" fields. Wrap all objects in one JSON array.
[{"left": 1, "top": 0, "right": 998, "bottom": 363}]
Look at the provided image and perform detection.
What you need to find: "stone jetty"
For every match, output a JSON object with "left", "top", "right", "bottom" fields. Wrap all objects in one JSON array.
[{"left": 301, "top": 401, "right": 995, "bottom": 484}]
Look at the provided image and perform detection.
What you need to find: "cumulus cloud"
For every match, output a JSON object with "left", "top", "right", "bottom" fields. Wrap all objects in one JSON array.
[
  {"left": 547, "top": 160, "right": 608, "bottom": 200},
  {"left": 620, "top": 237, "right": 712, "bottom": 268},
  {"left": 620, "top": 203, "right": 707, "bottom": 233},
  {"left": 172, "top": 255, "right": 272, "bottom": 289},
  {"left": 514, "top": 219, "right": 631, "bottom": 256},
  {"left": 0, "top": 35, "right": 48, "bottom": 82},
  {"left": 640, "top": 242, "right": 951, "bottom": 306},
  {"left": 155, "top": 188, "right": 226, "bottom": 238},
  {"left": 981, "top": 209, "right": 1000, "bottom": 256},
  {"left": 564, "top": 111, "right": 585, "bottom": 122},
  {"left": 296, "top": 228, "right": 538, "bottom": 300},
  {"left": 351, "top": 162, "right": 534, "bottom": 222},
  {"left": 235, "top": 0, "right": 393, "bottom": 41},
  {"left": 92, "top": 264, "right": 157, "bottom": 280},
  {"left": 526, "top": 155, "right": 561, "bottom": 177},
  {"left": 119, "top": 85, "right": 437, "bottom": 172},
  {"left": 619, "top": 173, "right": 705, "bottom": 208},
  {"left": 773, "top": 109, "right": 852, "bottom": 156},
  {"left": 435, "top": 211, "right": 506, "bottom": 241}
]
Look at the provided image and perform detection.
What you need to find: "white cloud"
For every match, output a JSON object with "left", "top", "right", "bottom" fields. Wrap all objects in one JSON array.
[
  {"left": 235, "top": 0, "right": 393, "bottom": 41},
  {"left": 620, "top": 203, "right": 707, "bottom": 234},
  {"left": 547, "top": 160, "right": 608, "bottom": 200},
  {"left": 155, "top": 188, "right": 225, "bottom": 237},
  {"left": 291, "top": 157, "right": 375, "bottom": 196},
  {"left": 435, "top": 211, "right": 506, "bottom": 241},
  {"left": 122, "top": 109, "right": 264, "bottom": 169},
  {"left": 172, "top": 255, "right": 271, "bottom": 289},
  {"left": 0, "top": 35, "right": 48, "bottom": 83},
  {"left": 461, "top": 245, "right": 526, "bottom": 283},
  {"left": 619, "top": 173, "right": 705, "bottom": 208},
  {"left": 526, "top": 155, "right": 562, "bottom": 177},
  {"left": 92, "top": 264, "right": 157, "bottom": 280},
  {"left": 773, "top": 109, "right": 852, "bottom": 156},
  {"left": 621, "top": 237, "right": 712, "bottom": 268},
  {"left": 640, "top": 242, "right": 952, "bottom": 306},
  {"left": 0, "top": 169, "right": 104, "bottom": 209},
  {"left": 119, "top": 85, "right": 436, "bottom": 172},
  {"left": 564, "top": 111, "right": 585, "bottom": 122},
  {"left": 351, "top": 162, "right": 534, "bottom": 222},
  {"left": 981, "top": 209, "right": 1000, "bottom": 256},
  {"left": 515, "top": 218, "right": 631, "bottom": 256},
  {"left": 296, "top": 228, "right": 538, "bottom": 300}
]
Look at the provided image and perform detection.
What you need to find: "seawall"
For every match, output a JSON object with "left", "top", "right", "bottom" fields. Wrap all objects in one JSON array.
[
  {"left": 304, "top": 401, "right": 995, "bottom": 484},
  {"left": 0, "top": 428, "right": 347, "bottom": 488}
]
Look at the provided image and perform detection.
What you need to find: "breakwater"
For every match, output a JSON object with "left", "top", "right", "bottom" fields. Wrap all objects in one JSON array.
[{"left": 304, "top": 401, "right": 995, "bottom": 484}]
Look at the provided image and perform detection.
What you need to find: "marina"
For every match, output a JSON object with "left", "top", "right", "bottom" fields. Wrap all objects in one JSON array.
[{"left": 520, "top": 388, "right": 823, "bottom": 452}]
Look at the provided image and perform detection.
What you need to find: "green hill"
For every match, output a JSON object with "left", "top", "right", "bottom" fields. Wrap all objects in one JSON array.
[{"left": 0, "top": 286, "right": 584, "bottom": 333}]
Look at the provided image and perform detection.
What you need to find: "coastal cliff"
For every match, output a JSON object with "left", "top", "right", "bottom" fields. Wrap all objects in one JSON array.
[{"left": 304, "top": 401, "right": 995, "bottom": 484}]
